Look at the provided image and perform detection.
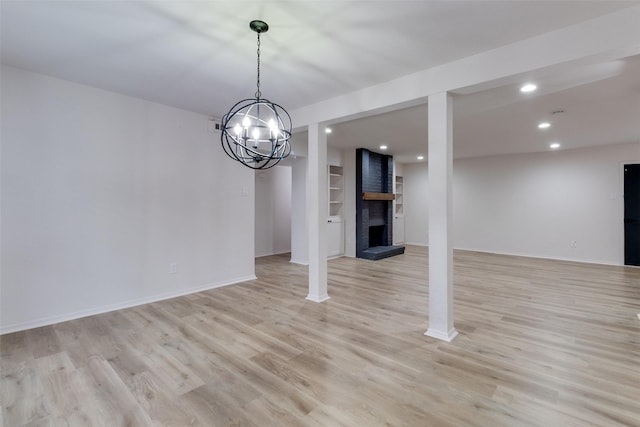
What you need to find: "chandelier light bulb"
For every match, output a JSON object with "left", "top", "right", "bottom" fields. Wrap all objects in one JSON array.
[{"left": 268, "top": 119, "right": 277, "bottom": 139}]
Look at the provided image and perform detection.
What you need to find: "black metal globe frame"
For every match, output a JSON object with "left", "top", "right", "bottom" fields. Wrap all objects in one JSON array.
[
  {"left": 220, "top": 20, "right": 292, "bottom": 170},
  {"left": 221, "top": 98, "right": 292, "bottom": 170}
]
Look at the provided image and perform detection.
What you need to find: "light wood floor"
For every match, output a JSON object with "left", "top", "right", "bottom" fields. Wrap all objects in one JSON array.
[{"left": 2, "top": 246, "right": 640, "bottom": 426}]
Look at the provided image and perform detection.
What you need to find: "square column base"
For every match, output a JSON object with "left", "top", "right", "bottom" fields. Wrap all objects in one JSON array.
[
  {"left": 425, "top": 328, "right": 458, "bottom": 342},
  {"left": 306, "top": 294, "right": 330, "bottom": 303}
]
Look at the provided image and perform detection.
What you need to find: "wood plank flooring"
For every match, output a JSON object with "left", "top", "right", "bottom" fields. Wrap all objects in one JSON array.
[{"left": 2, "top": 246, "right": 640, "bottom": 426}]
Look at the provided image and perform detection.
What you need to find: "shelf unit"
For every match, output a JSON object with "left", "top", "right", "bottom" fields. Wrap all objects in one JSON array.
[
  {"left": 328, "top": 165, "right": 344, "bottom": 218},
  {"left": 395, "top": 175, "right": 404, "bottom": 215}
]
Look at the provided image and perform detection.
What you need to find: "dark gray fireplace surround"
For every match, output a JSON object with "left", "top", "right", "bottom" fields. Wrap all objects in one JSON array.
[{"left": 356, "top": 148, "right": 405, "bottom": 260}]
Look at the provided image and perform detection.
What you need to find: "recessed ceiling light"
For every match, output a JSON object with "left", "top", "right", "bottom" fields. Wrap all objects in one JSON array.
[
  {"left": 538, "top": 122, "right": 551, "bottom": 129},
  {"left": 380, "top": 145, "right": 388, "bottom": 150},
  {"left": 520, "top": 83, "right": 537, "bottom": 93},
  {"left": 325, "top": 127, "right": 332, "bottom": 134},
  {"left": 550, "top": 142, "right": 561, "bottom": 149},
  {"left": 417, "top": 155, "right": 424, "bottom": 160}
]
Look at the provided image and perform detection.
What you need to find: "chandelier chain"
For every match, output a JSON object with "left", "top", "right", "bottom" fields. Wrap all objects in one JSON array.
[{"left": 255, "top": 32, "right": 261, "bottom": 99}]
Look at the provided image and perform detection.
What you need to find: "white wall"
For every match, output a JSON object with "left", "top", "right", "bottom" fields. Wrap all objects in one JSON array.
[
  {"left": 290, "top": 157, "right": 308, "bottom": 264},
  {"left": 403, "top": 162, "right": 430, "bottom": 246},
  {"left": 1, "top": 66, "right": 256, "bottom": 333},
  {"left": 255, "top": 166, "right": 292, "bottom": 257},
  {"left": 327, "top": 146, "right": 342, "bottom": 166},
  {"left": 343, "top": 148, "right": 357, "bottom": 257},
  {"left": 403, "top": 142, "right": 640, "bottom": 265}
]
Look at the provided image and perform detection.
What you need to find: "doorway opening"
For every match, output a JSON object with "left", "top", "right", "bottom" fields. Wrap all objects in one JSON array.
[
  {"left": 624, "top": 163, "right": 640, "bottom": 266},
  {"left": 254, "top": 165, "right": 292, "bottom": 259}
]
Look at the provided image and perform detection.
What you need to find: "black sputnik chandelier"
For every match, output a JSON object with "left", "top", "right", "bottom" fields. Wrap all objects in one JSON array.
[{"left": 220, "top": 20, "right": 292, "bottom": 170}]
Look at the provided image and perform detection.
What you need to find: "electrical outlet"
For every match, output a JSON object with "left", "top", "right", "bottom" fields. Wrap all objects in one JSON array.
[
  {"left": 570, "top": 240, "right": 577, "bottom": 248},
  {"left": 169, "top": 262, "right": 177, "bottom": 274}
]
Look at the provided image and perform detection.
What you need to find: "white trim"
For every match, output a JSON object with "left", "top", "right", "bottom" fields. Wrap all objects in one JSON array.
[
  {"left": 454, "top": 246, "right": 624, "bottom": 267},
  {"left": 306, "top": 294, "right": 330, "bottom": 303},
  {"left": 255, "top": 251, "right": 290, "bottom": 259},
  {"left": 289, "top": 258, "right": 309, "bottom": 265},
  {"left": 425, "top": 328, "right": 459, "bottom": 342},
  {"left": 0, "top": 275, "right": 257, "bottom": 335},
  {"left": 405, "top": 241, "right": 428, "bottom": 247},
  {"left": 402, "top": 244, "right": 633, "bottom": 267}
]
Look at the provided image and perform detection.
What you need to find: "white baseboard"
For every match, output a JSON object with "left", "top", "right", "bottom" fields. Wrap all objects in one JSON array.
[
  {"left": 255, "top": 250, "right": 291, "bottom": 258},
  {"left": 454, "top": 246, "right": 621, "bottom": 267},
  {"left": 289, "top": 258, "right": 309, "bottom": 265},
  {"left": 404, "top": 243, "right": 622, "bottom": 267},
  {"left": 405, "top": 241, "right": 428, "bottom": 247},
  {"left": 0, "top": 275, "right": 257, "bottom": 335}
]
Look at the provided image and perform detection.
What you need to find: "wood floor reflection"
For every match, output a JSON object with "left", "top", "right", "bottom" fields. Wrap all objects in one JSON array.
[{"left": 2, "top": 246, "right": 639, "bottom": 426}]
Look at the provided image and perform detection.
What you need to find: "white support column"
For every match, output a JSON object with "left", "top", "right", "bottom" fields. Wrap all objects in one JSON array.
[
  {"left": 290, "top": 156, "right": 308, "bottom": 265},
  {"left": 306, "top": 123, "right": 329, "bottom": 302},
  {"left": 425, "top": 92, "right": 458, "bottom": 342}
]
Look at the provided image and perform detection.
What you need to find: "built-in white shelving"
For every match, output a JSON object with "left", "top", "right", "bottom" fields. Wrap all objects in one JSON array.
[
  {"left": 394, "top": 175, "right": 405, "bottom": 244},
  {"left": 395, "top": 176, "right": 404, "bottom": 215},
  {"left": 329, "top": 165, "right": 344, "bottom": 218},
  {"left": 328, "top": 164, "right": 344, "bottom": 257}
]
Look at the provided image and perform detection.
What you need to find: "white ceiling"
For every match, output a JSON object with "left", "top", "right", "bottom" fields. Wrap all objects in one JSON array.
[
  {"left": 328, "top": 54, "right": 640, "bottom": 163},
  {"left": 2, "top": 1, "right": 639, "bottom": 163}
]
